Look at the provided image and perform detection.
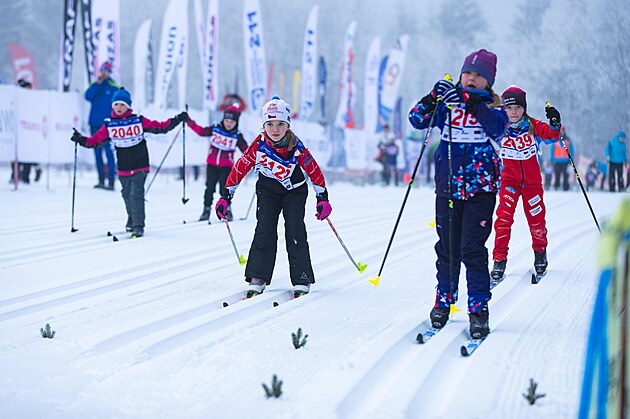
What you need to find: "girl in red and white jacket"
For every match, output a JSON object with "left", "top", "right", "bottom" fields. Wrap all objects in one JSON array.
[
  {"left": 71, "top": 87, "right": 187, "bottom": 237},
  {"left": 215, "top": 97, "right": 331, "bottom": 299},
  {"left": 491, "top": 86, "right": 561, "bottom": 281},
  {"left": 186, "top": 106, "right": 248, "bottom": 222}
]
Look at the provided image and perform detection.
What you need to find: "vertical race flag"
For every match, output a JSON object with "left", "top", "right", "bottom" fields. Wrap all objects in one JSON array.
[
  {"left": 59, "top": 0, "right": 78, "bottom": 91},
  {"left": 334, "top": 20, "right": 356, "bottom": 129},
  {"left": 133, "top": 19, "right": 152, "bottom": 111},
  {"left": 377, "top": 35, "right": 409, "bottom": 133},
  {"left": 363, "top": 36, "right": 381, "bottom": 134},
  {"left": 154, "top": 0, "right": 188, "bottom": 110},
  {"left": 193, "top": 0, "right": 218, "bottom": 112},
  {"left": 79, "top": 0, "right": 95, "bottom": 85},
  {"left": 299, "top": 5, "right": 318, "bottom": 120},
  {"left": 318, "top": 56, "right": 327, "bottom": 124},
  {"left": 9, "top": 43, "right": 39, "bottom": 88},
  {"left": 175, "top": 0, "right": 189, "bottom": 109},
  {"left": 91, "top": 0, "right": 120, "bottom": 83},
  {"left": 291, "top": 69, "right": 301, "bottom": 117},
  {"left": 243, "top": 0, "right": 267, "bottom": 111}
]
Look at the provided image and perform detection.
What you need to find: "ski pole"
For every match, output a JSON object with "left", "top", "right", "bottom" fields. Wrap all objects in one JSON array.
[
  {"left": 446, "top": 105, "right": 459, "bottom": 315},
  {"left": 546, "top": 102, "right": 601, "bottom": 233},
  {"left": 181, "top": 104, "right": 190, "bottom": 205},
  {"left": 223, "top": 218, "right": 247, "bottom": 265},
  {"left": 70, "top": 141, "right": 79, "bottom": 233},
  {"left": 369, "top": 74, "right": 450, "bottom": 287},
  {"left": 144, "top": 126, "right": 182, "bottom": 198},
  {"left": 240, "top": 190, "right": 257, "bottom": 220},
  {"left": 326, "top": 218, "right": 367, "bottom": 273}
]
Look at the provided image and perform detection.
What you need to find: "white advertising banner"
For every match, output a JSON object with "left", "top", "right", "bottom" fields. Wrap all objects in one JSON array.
[
  {"left": 16, "top": 89, "right": 50, "bottom": 162},
  {"left": 242, "top": 0, "right": 267, "bottom": 111},
  {"left": 379, "top": 35, "right": 409, "bottom": 114},
  {"left": 364, "top": 36, "right": 381, "bottom": 134},
  {"left": 133, "top": 19, "right": 152, "bottom": 113},
  {"left": 334, "top": 20, "right": 356, "bottom": 129},
  {"left": 343, "top": 128, "right": 368, "bottom": 170},
  {"left": 0, "top": 86, "right": 17, "bottom": 162},
  {"left": 48, "top": 91, "right": 83, "bottom": 164}
]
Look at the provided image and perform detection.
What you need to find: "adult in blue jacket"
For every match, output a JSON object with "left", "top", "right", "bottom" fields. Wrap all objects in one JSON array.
[
  {"left": 85, "top": 62, "right": 119, "bottom": 190},
  {"left": 605, "top": 131, "right": 627, "bottom": 192}
]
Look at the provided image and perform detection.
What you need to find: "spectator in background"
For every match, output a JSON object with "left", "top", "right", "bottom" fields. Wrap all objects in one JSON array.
[
  {"left": 596, "top": 160, "right": 608, "bottom": 190},
  {"left": 85, "top": 62, "right": 119, "bottom": 190},
  {"left": 586, "top": 161, "right": 599, "bottom": 191},
  {"left": 604, "top": 131, "right": 627, "bottom": 192},
  {"left": 9, "top": 78, "right": 41, "bottom": 184},
  {"left": 542, "top": 160, "right": 553, "bottom": 189},
  {"left": 550, "top": 129, "right": 574, "bottom": 191}
]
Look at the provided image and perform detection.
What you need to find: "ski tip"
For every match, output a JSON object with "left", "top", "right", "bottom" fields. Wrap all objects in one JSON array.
[
  {"left": 182, "top": 220, "right": 187, "bottom": 224},
  {"left": 357, "top": 262, "right": 368, "bottom": 274},
  {"left": 106, "top": 231, "right": 113, "bottom": 237},
  {"left": 461, "top": 346, "right": 470, "bottom": 357},
  {"left": 112, "top": 236, "right": 119, "bottom": 242},
  {"left": 368, "top": 276, "right": 380, "bottom": 287},
  {"left": 222, "top": 302, "right": 229, "bottom": 308},
  {"left": 416, "top": 333, "right": 425, "bottom": 344},
  {"left": 273, "top": 302, "right": 279, "bottom": 307}
]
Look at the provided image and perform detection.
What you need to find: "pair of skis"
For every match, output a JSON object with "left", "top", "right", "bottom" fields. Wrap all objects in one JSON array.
[
  {"left": 416, "top": 323, "right": 486, "bottom": 357},
  {"left": 221, "top": 290, "right": 306, "bottom": 308}
]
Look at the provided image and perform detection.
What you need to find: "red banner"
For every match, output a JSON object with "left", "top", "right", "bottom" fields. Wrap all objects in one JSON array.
[{"left": 8, "top": 43, "right": 38, "bottom": 88}]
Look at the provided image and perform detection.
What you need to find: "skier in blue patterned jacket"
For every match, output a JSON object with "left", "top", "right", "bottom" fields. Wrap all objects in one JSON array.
[{"left": 408, "top": 49, "right": 507, "bottom": 340}]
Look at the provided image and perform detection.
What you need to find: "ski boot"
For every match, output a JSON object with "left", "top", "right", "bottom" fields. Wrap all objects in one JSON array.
[
  {"left": 198, "top": 207, "right": 211, "bottom": 222},
  {"left": 125, "top": 218, "right": 133, "bottom": 233},
  {"left": 534, "top": 251, "right": 548, "bottom": 276},
  {"left": 131, "top": 227, "right": 144, "bottom": 238},
  {"left": 490, "top": 260, "right": 507, "bottom": 284},
  {"left": 293, "top": 284, "right": 310, "bottom": 299},
  {"left": 468, "top": 305, "right": 489, "bottom": 339},
  {"left": 430, "top": 306, "right": 450, "bottom": 329},
  {"left": 246, "top": 278, "right": 266, "bottom": 298},
  {"left": 226, "top": 207, "right": 234, "bottom": 222}
]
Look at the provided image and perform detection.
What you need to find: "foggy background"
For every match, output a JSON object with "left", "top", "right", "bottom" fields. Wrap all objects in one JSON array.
[{"left": 1, "top": 0, "right": 628, "bottom": 160}]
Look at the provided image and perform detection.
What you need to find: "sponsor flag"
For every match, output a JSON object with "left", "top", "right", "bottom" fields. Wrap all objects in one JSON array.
[
  {"left": 299, "top": 5, "right": 318, "bottom": 120},
  {"left": 243, "top": 0, "right": 267, "bottom": 111},
  {"left": 59, "top": 0, "right": 78, "bottom": 91}
]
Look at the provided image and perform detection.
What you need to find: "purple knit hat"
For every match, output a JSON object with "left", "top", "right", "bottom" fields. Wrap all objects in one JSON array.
[
  {"left": 461, "top": 49, "right": 497, "bottom": 87},
  {"left": 501, "top": 85, "right": 527, "bottom": 111}
]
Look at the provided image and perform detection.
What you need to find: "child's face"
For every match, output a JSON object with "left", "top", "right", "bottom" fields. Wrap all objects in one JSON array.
[
  {"left": 505, "top": 104, "right": 525, "bottom": 123},
  {"left": 461, "top": 71, "right": 488, "bottom": 90},
  {"left": 113, "top": 103, "right": 129, "bottom": 115},
  {"left": 264, "top": 121, "right": 289, "bottom": 142},
  {"left": 223, "top": 118, "right": 237, "bottom": 131}
]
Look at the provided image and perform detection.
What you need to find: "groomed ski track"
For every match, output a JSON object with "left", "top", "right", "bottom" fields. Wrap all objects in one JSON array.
[{"left": 0, "top": 180, "right": 611, "bottom": 418}]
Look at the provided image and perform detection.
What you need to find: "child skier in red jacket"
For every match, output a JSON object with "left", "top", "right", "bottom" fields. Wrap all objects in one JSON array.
[
  {"left": 215, "top": 97, "right": 331, "bottom": 299},
  {"left": 71, "top": 87, "right": 187, "bottom": 237},
  {"left": 490, "top": 86, "right": 561, "bottom": 281},
  {"left": 186, "top": 106, "right": 248, "bottom": 222}
]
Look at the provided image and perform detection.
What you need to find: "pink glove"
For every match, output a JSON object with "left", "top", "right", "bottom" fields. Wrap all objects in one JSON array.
[
  {"left": 215, "top": 198, "right": 230, "bottom": 220},
  {"left": 315, "top": 201, "right": 332, "bottom": 221}
]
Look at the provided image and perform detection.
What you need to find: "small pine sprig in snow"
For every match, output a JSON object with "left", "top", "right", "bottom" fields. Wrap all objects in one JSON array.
[
  {"left": 40, "top": 323, "right": 56, "bottom": 339},
  {"left": 292, "top": 327, "right": 308, "bottom": 349},
  {"left": 523, "top": 378, "right": 546, "bottom": 405},
  {"left": 262, "top": 374, "right": 283, "bottom": 398}
]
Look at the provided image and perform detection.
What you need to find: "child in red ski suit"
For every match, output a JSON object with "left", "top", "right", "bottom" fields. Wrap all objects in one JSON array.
[
  {"left": 490, "top": 86, "right": 561, "bottom": 281},
  {"left": 71, "top": 87, "right": 187, "bottom": 237},
  {"left": 186, "top": 106, "right": 248, "bottom": 222},
  {"left": 215, "top": 97, "right": 332, "bottom": 298}
]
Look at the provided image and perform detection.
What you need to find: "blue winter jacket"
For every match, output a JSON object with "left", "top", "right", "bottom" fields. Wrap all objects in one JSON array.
[
  {"left": 409, "top": 88, "right": 507, "bottom": 199},
  {"left": 85, "top": 78, "right": 120, "bottom": 127},
  {"left": 605, "top": 131, "right": 628, "bottom": 164}
]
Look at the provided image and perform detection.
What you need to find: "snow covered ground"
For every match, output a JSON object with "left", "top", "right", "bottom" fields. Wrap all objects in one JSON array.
[{"left": 0, "top": 167, "right": 622, "bottom": 419}]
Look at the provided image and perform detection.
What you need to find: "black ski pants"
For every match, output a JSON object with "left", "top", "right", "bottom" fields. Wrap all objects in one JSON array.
[
  {"left": 608, "top": 162, "right": 625, "bottom": 192},
  {"left": 120, "top": 171, "right": 147, "bottom": 228},
  {"left": 434, "top": 193, "right": 495, "bottom": 309},
  {"left": 245, "top": 184, "right": 314, "bottom": 287},
  {"left": 203, "top": 165, "right": 231, "bottom": 208}
]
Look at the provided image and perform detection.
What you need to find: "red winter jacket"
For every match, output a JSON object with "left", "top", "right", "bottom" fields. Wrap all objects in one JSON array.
[
  {"left": 498, "top": 117, "right": 560, "bottom": 187},
  {"left": 187, "top": 119, "right": 248, "bottom": 167}
]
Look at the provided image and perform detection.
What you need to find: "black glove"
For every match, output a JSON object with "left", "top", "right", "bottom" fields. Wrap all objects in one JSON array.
[
  {"left": 464, "top": 92, "right": 484, "bottom": 113},
  {"left": 70, "top": 128, "right": 87, "bottom": 147},
  {"left": 418, "top": 93, "right": 436, "bottom": 116},
  {"left": 432, "top": 79, "right": 455, "bottom": 99},
  {"left": 175, "top": 111, "right": 189, "bottom": 124},
  {"left": 545, "top": 106, "right": 561, "bottom": 128}
]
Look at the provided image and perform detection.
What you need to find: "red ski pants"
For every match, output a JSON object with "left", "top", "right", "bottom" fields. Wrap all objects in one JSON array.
[{"left": 492, "top": 183, "right": 547, "bottom": 261}]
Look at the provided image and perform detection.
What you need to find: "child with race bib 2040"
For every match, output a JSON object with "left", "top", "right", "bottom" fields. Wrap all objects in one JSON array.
[{"left": 71, "top": 87, "right": 188, "bottom": 238}]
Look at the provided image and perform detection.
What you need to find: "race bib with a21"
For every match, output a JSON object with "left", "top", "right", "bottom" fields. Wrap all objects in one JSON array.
[
  {"left": 254, "top": 141, "right": 299, "bottom": 190},
  {"left": 499, "top": 133, "right": 538, "bottom": 160},
  {"left": 107, "top": 116, "right": 144, "bottom": 148}
]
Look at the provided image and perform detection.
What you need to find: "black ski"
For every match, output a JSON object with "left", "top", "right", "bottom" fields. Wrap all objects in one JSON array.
[
  {"left": 531, "top": 269, "right": 547, "bottom": 284},
  {"left": 490, "top": 274, "right": 506, "bottom": 290}
]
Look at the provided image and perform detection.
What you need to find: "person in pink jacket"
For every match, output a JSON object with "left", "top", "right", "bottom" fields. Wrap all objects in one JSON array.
[{"left": 187, "top": 106, "right": 248, "bottom": 222}]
